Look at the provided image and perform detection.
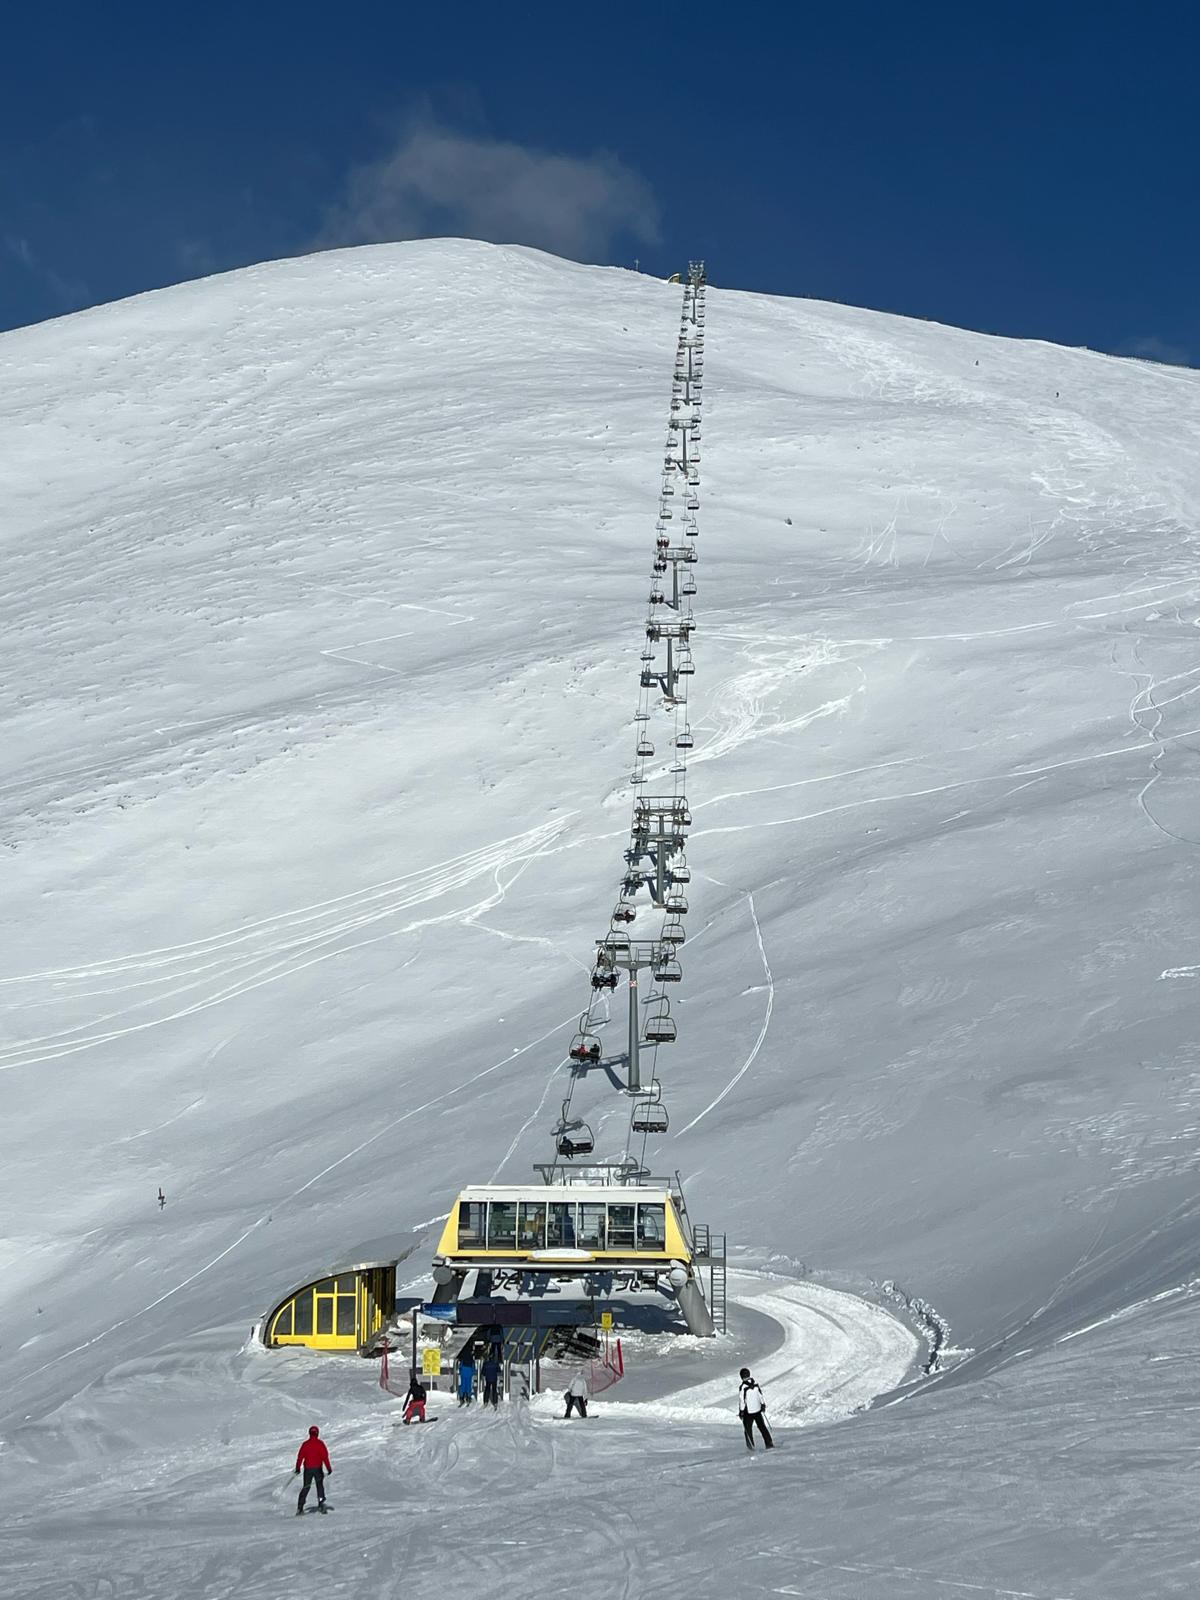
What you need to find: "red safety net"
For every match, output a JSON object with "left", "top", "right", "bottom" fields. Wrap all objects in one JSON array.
[
  {"left": 587, "top": 1334, "right": 625, "bottom": 1395},
  {"left": 378, "top": 1338, "right": 410, "bottom": 1398}
]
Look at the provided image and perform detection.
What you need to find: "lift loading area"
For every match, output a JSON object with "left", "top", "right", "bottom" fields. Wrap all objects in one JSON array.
[{"left": 429, "top": 1168, "right": 725, "bottom": 1339}]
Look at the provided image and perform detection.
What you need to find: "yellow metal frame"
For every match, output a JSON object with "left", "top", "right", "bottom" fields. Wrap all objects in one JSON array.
[
  {"left": 434, "top": 1187, "right": 691, "bottom": 1266},
  {"left": 264, "top": 1264, "right": 395, "bottom": 1354}
]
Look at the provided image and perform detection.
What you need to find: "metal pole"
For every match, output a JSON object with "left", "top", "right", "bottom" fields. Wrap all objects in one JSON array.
[
  {"left": 412, "top": 1301, "right": 418, "bottom": 1386},
  {"left": 628, "top": 967, "right": 640, "bottom": 1093}
]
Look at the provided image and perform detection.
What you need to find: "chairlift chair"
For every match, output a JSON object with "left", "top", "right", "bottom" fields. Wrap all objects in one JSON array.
[
  {"left": 681, "top": 574, "right": 697, "bottom": 596},
  {"left": 644, "top": 1007, "right": 677, "bottom": 1045},
  {"left": 665, "top": 894, "right": 689, "bottom": 915},
  {"left": 661, "top": 920, "right": 686, "bottom": 946},
  {"left": 636, "top": 739, "right": 654, "bottom": 758},
  {"left": 569, "top": 1033, "right": 602, "bottom": 1064},
  {"left": 654, "top": 956, "right": 683, "bottom": 984},
  {"left": 556, "top": 1117, "right": 596, "bottom": 1158},
  {"left": 653, "top": 559, "right": 668, "bottom": 576},
  {"left": 669, "top": 864, "right": 692, "bottom": 884},
  {"left": 612, "top": 905, "right": 636, "bottom": 924},
  {"left": 678, "top": 658, "right": 695, "bottom": 677},
  {"left": 591, "top": 968, "right": 619, "bottom": 991},
  {"left": 631, "top": 1099, "right": 669, "bottom": 1135}
]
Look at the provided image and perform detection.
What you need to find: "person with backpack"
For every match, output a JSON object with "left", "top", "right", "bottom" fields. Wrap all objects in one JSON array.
[
  {"left": 294, "top": 1425, "right": 332, "bottom": 1513},
  {"left": 403, "top": 1370, "right": 427, "bottom": 1424},
  {"left": 738, "top": 1367, "right": 774, "bottom": 1451},
  {"left": 564, "top": 1370, "right": 589, "bottom": 1418}
]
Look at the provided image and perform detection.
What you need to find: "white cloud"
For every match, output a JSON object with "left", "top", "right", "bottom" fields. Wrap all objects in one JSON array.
[
  {"left": 1119, "top": 336, "right": 1191, "bottom": 368},
  {"left": 316, "top": 122, "right": 660, "bottom": 262}
]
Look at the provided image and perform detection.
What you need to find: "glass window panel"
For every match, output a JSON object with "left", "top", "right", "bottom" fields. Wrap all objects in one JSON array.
[
  {"left": 312, "top": 1277, "right": 335, "bottom": 1295},
  {"left": 459, "top": 1202, "right": 486, "bottom": 1246},
  {"left": 316, "top": 1298, "right": 333, "bottom": 1335},
  {"left": 487, "top": 1201, "right": 517, "bottom": 1247},
  {"left": 336, "top": 1296, "right": 357, "bottom": 1335},
  {"left": 578, "top": 1203, "right": 605, "bottom": 1249},
  {"left": 637, "top": 1204, "right": 666, "bottom": 1249},
  {"left": 294, "top": 1294, "right": 313, "bottom": 1335},
  {"left": 518, "top": 1201, "right": 546, "bottom": 1249},
  {"left": 546, "top": 1202, "right": 577, "bottom": 1247},
  {"left": 272, "top": 1303, "right": 294, "bottom": 1338},
  {"left": 335, "top": 1275, "right": 358, "bottom": 1293},
  {"left": 607, "top": 1204, "right": 636, "bottom": 1249}
]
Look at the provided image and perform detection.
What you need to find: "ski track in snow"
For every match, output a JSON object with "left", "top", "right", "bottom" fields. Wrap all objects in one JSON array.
[
  {"left": 0, "top": 816, "right": 570, "bottom": 1069},
  {"left": 675, "top": 889, "right": 773, "bottom": 1135}
]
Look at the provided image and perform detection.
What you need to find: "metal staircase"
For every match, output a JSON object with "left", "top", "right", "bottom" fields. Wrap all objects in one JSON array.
[{"left": 691, "top": 1222, "right": 728, "bottom": 1334}]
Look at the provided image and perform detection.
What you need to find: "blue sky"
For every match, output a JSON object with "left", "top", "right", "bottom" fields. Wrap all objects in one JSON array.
[{"left": 1, "top": 1, "right": 1196, "bottom": 362}]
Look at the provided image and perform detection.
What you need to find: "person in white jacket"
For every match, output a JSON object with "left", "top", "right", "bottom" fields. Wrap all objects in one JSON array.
[
  {"left": 738, "top": 1367, "right": 774, "bottom": 1451},
  {"left": 564, "top": 1370, "right": 589, "bottom": 1419}
]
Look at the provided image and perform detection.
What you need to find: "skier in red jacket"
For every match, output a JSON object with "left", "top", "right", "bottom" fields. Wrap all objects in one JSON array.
[{"left": 294, "top": 1425, "right": 332, "bottom": 1514}]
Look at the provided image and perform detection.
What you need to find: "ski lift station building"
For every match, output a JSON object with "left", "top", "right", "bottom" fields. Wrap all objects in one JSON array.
[
  {"left": 430, "top": 1181, "right": 718, "bottom": 1336},
  {"left": 259, "top": 1259, "right": 398, "bottom": 1354}
]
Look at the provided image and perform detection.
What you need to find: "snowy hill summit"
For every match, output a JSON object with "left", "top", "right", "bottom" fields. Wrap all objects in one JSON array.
[{"left": 4, "top": 240, "right": 1200, "bottom": 1598}]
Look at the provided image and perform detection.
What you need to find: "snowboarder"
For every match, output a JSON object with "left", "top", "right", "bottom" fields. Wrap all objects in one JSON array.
[
  {"left": 738, "top": 1367, "right": 773, "bottom": 1451},
  {"left": 564, "top": 1370, "right": 589, "bottom": 1418},
  {"left": 294, "top": 1425, "right": 332, "bottom": 1512},
  {"left": 457, "top": 1350, "right": 476, "bottom": 1406},
  {"left": 403, "top": 1371, "right": 427, "bottom": 1424},
  {"left": 481, "top": 1351, "right": 502, "bottom": 1407}
]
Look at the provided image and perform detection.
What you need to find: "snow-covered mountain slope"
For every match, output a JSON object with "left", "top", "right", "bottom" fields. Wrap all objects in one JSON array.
[{"left": 3, "top": 240, "right": 1200, "bottom": 1598}]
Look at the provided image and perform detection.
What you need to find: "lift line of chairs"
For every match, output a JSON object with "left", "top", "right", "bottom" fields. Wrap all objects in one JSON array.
[{"left": 554, "top": 265, "right": 706, "bottom": 1164}]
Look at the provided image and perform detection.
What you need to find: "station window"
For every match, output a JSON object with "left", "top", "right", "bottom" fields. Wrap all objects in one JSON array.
[
  {"left": 459, "top": 1202, "right": 486, "bottom": 1246},
  {"left": 488, "top": 1202, "right": 517, "bottom": 1248},
  {"left": 637, "top": 1204, "right": 666, "bottom": 1249},
  {"left": 547, "top": 1202, "right": 577, "bottom": 1247},
  {"left": 607, "top": 1204, "right": 636, "bottom": 1249},
  {"left": 316, "top": 1297, "right": 334, "bottom": 1335},
  {"left": 337, "top": 1295, "right": 357, "bottom": 1335},
  {"left": 518, "top": 1201, "right": 546, "bottom": 1249},
  {"left": 578, "top": 1203, "right": 606, "bottom": 1249},
  {"left": 272, "top": 1303, "right": 294, "bottom": 1338},
  {"left": 294, "top": 1295, "right": 313, "bottom": 1335}
]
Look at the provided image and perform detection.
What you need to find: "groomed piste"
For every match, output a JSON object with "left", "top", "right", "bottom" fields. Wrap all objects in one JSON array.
[{"left": 3, "top": 239, "right": 1200, "bottom": 1599}]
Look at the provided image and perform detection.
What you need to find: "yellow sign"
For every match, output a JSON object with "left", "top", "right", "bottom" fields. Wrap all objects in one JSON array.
[
  {"left": 600, "top": 1311, "right": 613, "bottom": 1331},
  {"left": 421, "top": 1348, "right": 441, "bottom": 1377}
]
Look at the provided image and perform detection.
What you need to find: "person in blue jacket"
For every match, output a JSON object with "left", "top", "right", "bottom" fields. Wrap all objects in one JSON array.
[{"left": 481, "top": 1351, "right": 502, "bottom": 1407}]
